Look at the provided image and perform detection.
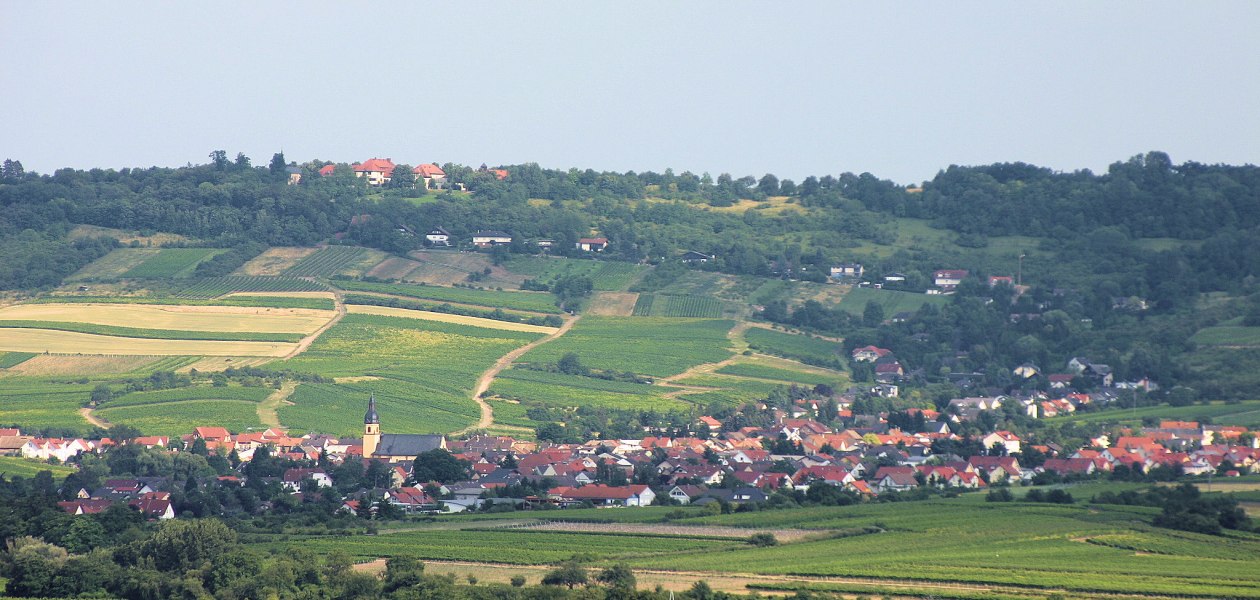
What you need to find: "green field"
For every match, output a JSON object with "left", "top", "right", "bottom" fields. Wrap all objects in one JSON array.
[
  {"left": 100, "top": 385, "right": 272, "bottom": 409},
  {"left": 715, "top": 362, "right": 843, "bottom": 386},
  {"left": 490, "top": 368, "right": 689, "bottom": 413},
  {"left": 1051, "top": 399, "right": 1260, "bottom": 428},
  {"left": 839, "top": 286, "right": 949, "bottom": 316},
  {"left": 174, "top": 277, "right": 331, "bottom": 298},
  {"left": 744, "top": 327, "right": 842, "bottom": 368},
  {"left": 0, "top": 352, "right": 38, "bottom": 368},
  {"left": 213, "top": 296, "right": 335, "bottom": 310},
  {"left": 278, "top": 313, "right": 543, "bottom": 435},
  {"left": 120, "top": 248, "right": 227, "bottom": 278},
  {"left": 0, "top": 381, "right": 96, "bottom": 432},
  {"left": 1191, "top": 324, "right": 1260, "bottom": 346},
  {"left": 675, "top": 374, "right": 793, "bottom": 406},
  {"left": 0, "top": 320, "right": 303, "bottom": 343},
  {"left": 632, "top": 294, "right": 726, "bottom": 318},
  {"left": 335, "top": 280, "right": 562, "bottom": 313},
  {"left": 67, "top": 248, "right": 160, "bottom": 280},
  {"left": 97, "top": 399, "right": 263, "bottom": 437},
  {"left": 504, "top": 256, "right": 645, "bottom": 291},
  {"left": 253, "top": 529, "right": 740, "bottom": 565},
  {"left": 519, "top": 317, "right": 735, "bottom": 378},
  {"left": 0, "top": 456, "right": 76, "bottom": 478}
]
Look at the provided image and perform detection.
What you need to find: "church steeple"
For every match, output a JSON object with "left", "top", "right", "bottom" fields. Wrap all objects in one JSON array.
[
  {"left": 363, "top": 393, "right": 381, "bottom": 457},
  {"left": 364, "top": 393, "right": 379, "bottom": 425}
]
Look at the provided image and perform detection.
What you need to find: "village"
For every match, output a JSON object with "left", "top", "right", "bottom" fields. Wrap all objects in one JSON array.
[{"left": 6, "top": 371, "right": 1255, "bottom": 521}]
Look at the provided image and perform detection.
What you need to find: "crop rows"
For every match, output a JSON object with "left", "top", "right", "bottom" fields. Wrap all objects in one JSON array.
[
  {"left": 505, "top": 257, "right": 644, "bottom": 291},
  {"left": 633, "top": 294, "right": 724, "bottom": 317},
  {"left": 0, "top": 320, "right": 302, "bottom": 343},
  {"left": 335, "top": 280, "right": 562, "bottom": 313},
  {"left": 174, "top": 277, "right": 330, "bottom": 298},
  {"left": 121, "top": 248, "right": 227, "bottom": 278},
  {"left": 491, "top": 368, "right": 687, "bottom": 413},
  {"left": 0, "top": 381, "right": 98, "bottom": 433},
  {"left": 102, "top": 385, "right": 272, "bottom": 409},
  {"left": 282, "top": 246, "right": 366, "bottom": 277},
  {"left": 715, "top": 362, "right": 842, "bottom": 386},
  {"left": 97, "top": 400, "right": 263, "bottom": 437}
]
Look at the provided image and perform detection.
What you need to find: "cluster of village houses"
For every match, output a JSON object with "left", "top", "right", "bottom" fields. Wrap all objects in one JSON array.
[{"left": 3, "top": 382, "right": 1255, "bottom": 520}]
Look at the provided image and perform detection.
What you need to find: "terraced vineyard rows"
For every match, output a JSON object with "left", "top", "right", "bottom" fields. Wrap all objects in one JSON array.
[
  {"left": 633, "top": 293, "right": 725, "bottom": 317},
  {"left": 335, "top": 280, "right": 562, "bottom": 313},
  {"left": 283, "top": 246, "right": 366, "bottom": 277},
  {"left": 120, "top": 248, "right": 227, "bottom": 278}
]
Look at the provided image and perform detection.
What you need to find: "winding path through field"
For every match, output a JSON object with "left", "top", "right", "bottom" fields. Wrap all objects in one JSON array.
[
  {"left": 79, "top": 407, "right": 110, "bottom": 429},
  {"left": 257, "top": 380, "right": 298, "bottom": 429},
  {"left": 283, "top": 287, "right": 346, "bottom": 360},
  {"left": 656, "top": 321, "right": 749, "bottom": 398},
  {"left": 456, "top": 314, "right": 580, "bottom": 435}
]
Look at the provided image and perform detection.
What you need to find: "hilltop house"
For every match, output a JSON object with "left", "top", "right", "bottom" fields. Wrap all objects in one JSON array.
[
  {"left": 933, "top": 269, "right": 969, "bottom": 291},
  {"left": 412, "top": 164, "right": 446, "bottom": 189},
  {"left": 353, "top": 158, "right": 396, "bottom": 186}
]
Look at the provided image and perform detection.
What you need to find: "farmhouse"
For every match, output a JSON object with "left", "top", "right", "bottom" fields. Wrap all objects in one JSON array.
[
  {"left": 933, "top": 269, "right": 969, "bottom": 290},
  {"left": 362, "top": 394, "right": 447, "bottom": 463},
  {"left": 576, "top": 237, "right": 608, "bottom": 252},
  {"left": 353, "top": 158, "right": 396, "bottom": 186},
  {"left": 472, "top": 231, "right": 513, "bottom": 248},
  {"left": 425, "top": 227, "right": 452, "bottom": 247},
  {"left": 851, "top": 345, "right": 892, "bottom": 363}
]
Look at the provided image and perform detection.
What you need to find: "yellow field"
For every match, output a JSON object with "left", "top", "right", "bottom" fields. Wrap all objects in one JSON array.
[
  {"left": 232, "top": 247, "right": 318, "bottom": 276},
  {"left": 68, "top": 224, "right": 193, "bottom": 246},
  {"left": 586, "top": 291, "right": 639, "bottom": 316},
  {"left": 0, "top": 329, "right": 297, "bottom": 357},
  {"left": 0, "top": 354, "right": 162, "bottom": 377},
  {"left": 0, "top": 303, "right": 336, "bottom": 334},
  {"left": 345, "top": 305, "right": 558, "bottom": 334},
  {"left": 176, "top": 356, "right": 276, "bottom": 373}
]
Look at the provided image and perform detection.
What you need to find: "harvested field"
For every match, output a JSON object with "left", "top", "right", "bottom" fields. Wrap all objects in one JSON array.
[
  {"left": 233, "top": 247, "right": 317, "bottom": 275},
  {"left": 67, "top": 248, "right": 159, "bottom": 280},
  {"left": 176, "top": 356, "right": 276, "bottom": 373},
  {"left": 0, "top": 329, "right": 298, "bottom": 357},
  {"left": 1, "top": 354, "right": 164, "bottom": 377},
  {"left": 0, "top": 303, "right": 336, "bottom": 334},
  {"left": 366, "top": 257, "right": 421, "bottom": 280},
  {"left": 405, "top": 251, "right": 526, "bottom": 287},
  {"left": 346, "top": 305, "right": 558, "bottom": 334},
  {"left": 585, "top": 291, "right": 638, "bottom": 316}
]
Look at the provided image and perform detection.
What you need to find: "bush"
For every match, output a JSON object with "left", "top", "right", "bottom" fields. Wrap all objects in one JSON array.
[
  {"left": 986, "top": 488, "right": 1013, "bottom": 502},
  {"left": 748, "top": 533, "right": 778, "bottom": 547}
]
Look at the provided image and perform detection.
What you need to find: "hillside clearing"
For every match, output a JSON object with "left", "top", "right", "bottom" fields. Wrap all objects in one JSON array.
[
  {"left": 585, "top": 291, "right": 639, "bottom": 316},
  {"left": 232, "top": 247, "right": 318, "bottom": 275}
]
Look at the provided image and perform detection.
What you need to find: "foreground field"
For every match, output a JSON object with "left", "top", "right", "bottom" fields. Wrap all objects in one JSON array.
[{"left": 255, "top": 494, "right": 1260, "bottom": 599}]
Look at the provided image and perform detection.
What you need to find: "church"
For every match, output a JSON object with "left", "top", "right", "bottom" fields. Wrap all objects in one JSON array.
[{"left": 362, "top": 394, "right": 446, "bottom": 462}]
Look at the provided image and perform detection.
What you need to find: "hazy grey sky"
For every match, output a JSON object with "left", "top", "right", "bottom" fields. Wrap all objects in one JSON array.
[{"left": 4, "top": 2, "right": 1258, "bottom": 184}]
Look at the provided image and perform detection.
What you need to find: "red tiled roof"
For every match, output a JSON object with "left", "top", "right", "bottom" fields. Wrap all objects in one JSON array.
[
  {"left": 413, "top": 163, "right": 445, "bottom": 177},
  {"left": 355, "top": 158, "right": 396, "bottom": 174},
  {"left": 319, "top": 165, "right": 336, "bottom": 176}
]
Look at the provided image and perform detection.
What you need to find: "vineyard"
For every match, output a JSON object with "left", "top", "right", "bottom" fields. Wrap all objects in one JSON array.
[
  {"left": 174, "top": 277, "right": 330, "bottom": 298},
  {"left": 744, "top": 327, "right": 842, "bottom": 368},
  {"left": 715, "top": 361, "right": 845, "bottom": 386},
  {"left": 632, "top": 293, "right": 725, "bottom": 318},
  {"left": 100, "top": 385, "right": 272, "bottom": 409},
  {"left": 0, "top": 381, "right": 97, "bottom": 433},
  {"left": 282, "top": 246, "right": 369, "bottom": 277},
  {"left": 519, "top": 317, "right": 735, "bottom": 378},
  {"left": 120, "top": 248, "right": 227, "bottom": 278},
  {"left": 98, "top": 399, "right": 264, "bottom": 437},
  {"left": 334, "top": 280, "right": 562, "bottom": 314},
  {"left": 490, "top": 368, "right": 689, "bottom": 414},
  {"left": 67, "top": 248, "right": 160, "bottom": 280}
]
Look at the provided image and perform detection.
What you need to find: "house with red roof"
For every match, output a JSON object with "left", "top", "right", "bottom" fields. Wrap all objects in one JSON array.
[
  {"left": 548, "top": 484, "right": 655, "bottom": 507},
  {"left": 412, "top": 163, "right": 446, "bottom": 188},
  {"left": 354, "top": 158, "right": 396, "bottom": 186},
  {"left": 319, "top": 164, "right": 336, "bottom": 177},
  {"left": 933, "top": 269, "right": 969, "bottom": 290},
  {"left": 851, "top": 346, "right": 892, "bottom": 363}
]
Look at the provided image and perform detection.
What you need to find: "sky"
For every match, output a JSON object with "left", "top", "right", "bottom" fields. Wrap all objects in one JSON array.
[{"left": 3, "top": 2, "right": 1259, "bottom": 185}]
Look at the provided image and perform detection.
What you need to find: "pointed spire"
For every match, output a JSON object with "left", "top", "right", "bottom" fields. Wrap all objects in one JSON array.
[{"left": 364, "top": 393, "right": 379, "bottom": 425}]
